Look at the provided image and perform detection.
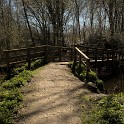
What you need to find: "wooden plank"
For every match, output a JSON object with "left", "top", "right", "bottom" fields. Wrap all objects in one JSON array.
[
  {"left": 75, "top": 47, "right": 90, "bottom": 60},
  {"left": 3, "top": 48, "right": 27, "bottom": 52},
  {"left": 9, "top": 60, "right": 27, "bottom": 65},
  {"left": 27, "top": 48, "right": 31, "bottom": 70}
]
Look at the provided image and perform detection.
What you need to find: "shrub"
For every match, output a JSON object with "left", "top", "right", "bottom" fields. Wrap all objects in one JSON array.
[
  {"left": 96, "top": 79, "right": 104, "bottom": 92},
  {"left": 96, "top": 94, "right": 124, "bottom": 124},
  {"left": 71, "top": 61, "right": 104, "bottom": 92},
  {"left": 80, "top": 70, "right": 98, "bottom": 83},
  {"left": 71, "top": 62, "right": 78, "bottom": 73},
  {"left": 13, "top": 65, "right": 26, "bottom": 75},
  {"left": 75, "top": 64, "right": 85, "bottom": 76},
  {"left": 2, "top": 70, "right": 32, "bottom": 90},
  {"left": 88, "top": 71, "right": 98, "bottom": 83},
  {"left": 0, "top": 105, "right": 14, "bottom": 124},
  {"left": 1, "top": 89, "right": 22, "bottom": 102},
  {"left": 33, "top": 59, "right": 43, "bottom": 69},
  {"left": 18, "top": 70, "right": 32, "bottom": 82},
  {"left": 80, "top": 71, "right": 86, "bottom": 81},
  {"left": 13, "top": 59, "right": 43, "bottom": 76},
  {"left": 84, "top": 93, "right": 124, "bottom": 124},
  {"left": 68, "top": 61, "right": 73, "bottom": 68}
]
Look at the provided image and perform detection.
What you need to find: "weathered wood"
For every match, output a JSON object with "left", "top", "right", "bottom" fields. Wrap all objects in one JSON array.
[
  {"left": 102, "top": 50, "right": 104, "bottom": 62},
  {"left": 74, "top": 47, "right": 90, "bottom": 83},
  {"left": 27, "top": 48, "right": 31, "bottom": 70},
  {"left": 79, "top": 54, "right": 81, "bottom": 70},
  {"left": 70, "top": 48, "right": 73, "bottom": 61},
  {"left": 74, "top": 48, "right": 77, "bottom": 64},
  {"left": 1, "top": 44, "right": 124, "bottom": 78},
  {"left": 59, "top": 48, "right": 62, "bottom": 62},
  {"left": 75, "top": 47, "right": 90, "bottom": 60},
  {"left": 44, "top": 45, "right": 48, "bottom": 64},
  {"left": 95, "top": 48, "right": 97, "bottom": 68},
  {"left": 6, "top": 51, "right": 10, "bottom": 78}
]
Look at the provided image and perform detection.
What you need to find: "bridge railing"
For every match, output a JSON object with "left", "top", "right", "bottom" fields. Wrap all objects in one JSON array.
[
  {"left": 47, "top": 46, "right": 73, "bottom": 62},
  {"left": 0, "top": 45, "right": 73, "bottom": 77},
  {"left": 74, "top": 47, "right": 90, "bottom": 82},
  {"left": 75, "top": 45, "right": 120, "bottom": 61}
]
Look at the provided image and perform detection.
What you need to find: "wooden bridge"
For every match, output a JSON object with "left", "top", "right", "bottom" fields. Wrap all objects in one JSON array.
[
  {"left": 74, "top": 45, "right": 124, "bottom": 78},
  {"left": 0, "top": 45, "right": 124, "bottom": 78}
]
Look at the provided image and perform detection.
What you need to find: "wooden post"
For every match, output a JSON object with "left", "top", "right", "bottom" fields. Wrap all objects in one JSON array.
[
  {"left": 79, "top": 54, "right": 81, "bottom": 70},
  {"left": 102, "top": 49, "right": 104, "bottom": 62},
  {"left": 86, "top": 59, "right": 90, "bottom": 83},
  {"left": 121, "top": 52, "right": 124, "bottom": 60},
  {"left": 27, "top": 48, "right": 31, "bottom": 70},
  {"left": 95, "top": 48, "right": 97, "bottom": 69},
  {"left": 44, "top": 45, "right": 48, "bottom": 64},
  {"left": 118, "top": 51, "right": 121, "bottom": 61},
  {"left": 115, "top": 52, "right": 118, "bottom": 60},
  {"left": 107, "top": 50, "right": 109, "bottom": 61},
  {"left": 59, "top": 47, "right": 62, "bottom": 62},
  {"left": 6, "top": 50, "right": 10, "bottom": 78},
  {"left": 70, "top": 48, "right": 73, "bottom": 61},
  {"left": 112, "top": 50, "right": 115, "bottom": 61},
  {"left": 86, "top": 47, "right": 89, "bottom": 56},
  {"left": 74, "top": 48, "right": 77, "bottom": 64}
]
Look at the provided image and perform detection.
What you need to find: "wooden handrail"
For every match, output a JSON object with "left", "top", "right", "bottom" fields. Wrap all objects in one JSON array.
[
  {"left": 3, "top": 45, "right": 46, "bottom": 52},
  {"left": 0, "top": 45, "right": 73, "bottom": 78},
  {"left": 1, "top": 44, "right": 124, "bottom": 79},
  {"left": 75, "top": 47, "right": 90, "bottom": 60},
  {"left": 74, "top": 47, "right": 90, "bottom": 83}
]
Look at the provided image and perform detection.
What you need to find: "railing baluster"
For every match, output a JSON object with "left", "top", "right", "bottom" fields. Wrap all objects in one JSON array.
[
  {"left": 79, "top": 54, "right": 81, "bottom": 70},
  {"left": 102, "top": 49, "right": 104, "bottom": 62},
  {"left": 27, "top": 48, "right": 31, "bottom": 70},
  {"left": 75, "top": 47, "right": 90, "bottom": 83},
  {"left": 6, "top": 50, "right": 10, "bottom": 78},
  {"left": 95, "top": 48, "right": 97, "bottom": 69},
  {"left": 59, "top": 47, "right": 62, "bottom": 62},
  {"left": 74, "top": 48, "right": 77, "bottom": 64},
  {"left": 70, "top": 48, "right": 73, "bottom": 61},
  {"left": 86, "top": 59, "right": 90, "bottom": 83}
]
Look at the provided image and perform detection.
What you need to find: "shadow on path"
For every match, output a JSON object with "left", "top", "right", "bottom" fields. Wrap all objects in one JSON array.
[{"left": 16, "top": 62, "right": 97, "bottom": 124}]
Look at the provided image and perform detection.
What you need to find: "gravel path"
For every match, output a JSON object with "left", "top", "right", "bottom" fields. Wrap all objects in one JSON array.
[{"left": 17, "top": 62, "right": 94, "bottom": 124}]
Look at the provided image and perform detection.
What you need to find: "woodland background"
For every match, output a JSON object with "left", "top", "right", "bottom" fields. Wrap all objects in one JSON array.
[{"left": 0, "top": 0, "right": 123, "bottom": 51}]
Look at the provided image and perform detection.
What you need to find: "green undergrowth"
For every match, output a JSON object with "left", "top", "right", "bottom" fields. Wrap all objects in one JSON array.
[
  {"left": 69, "top": 62, "right": 124, "bottom": 124},
  {"left": 0, "top": 70, "right": 32, "bottom": 124},
  {"left": 70, "top": 62, "right": 104, "bottom": 92},
  {"left": 81, "top": 93, "right": 124, "bottom": 124},
  {"left": 13, "top": 59, "right": 44, "bottom": 76},
  {"left": 0, "top": 59, "right": 44, "bottom": 124}
]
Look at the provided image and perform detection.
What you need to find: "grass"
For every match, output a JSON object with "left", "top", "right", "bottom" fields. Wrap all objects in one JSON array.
[
  {"left": 70, "top": 61, "right": 124, "bottom": 124},
  {"left": 0, "top": 70, "right": 32, "bottom": 124},
  {"left": 81, "top": 93, "right": 124, "bottom": 124},
  {"left": 0, "top": 59, "right": 44, "bottom": 124}
]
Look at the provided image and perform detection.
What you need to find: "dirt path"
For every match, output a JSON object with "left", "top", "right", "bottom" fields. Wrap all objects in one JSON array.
[{"left": 17, "top": 62, "right": 101, "bottom": 124}]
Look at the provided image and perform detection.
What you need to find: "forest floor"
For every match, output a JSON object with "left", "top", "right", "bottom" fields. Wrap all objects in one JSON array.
[{"left": 16, "top": 62, "right": 105, "bottom": 124}]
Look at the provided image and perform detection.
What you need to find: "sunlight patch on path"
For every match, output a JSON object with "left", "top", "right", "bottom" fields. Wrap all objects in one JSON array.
[{"left": 17, "top": 62, "right": 91, "bottom": 124}]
